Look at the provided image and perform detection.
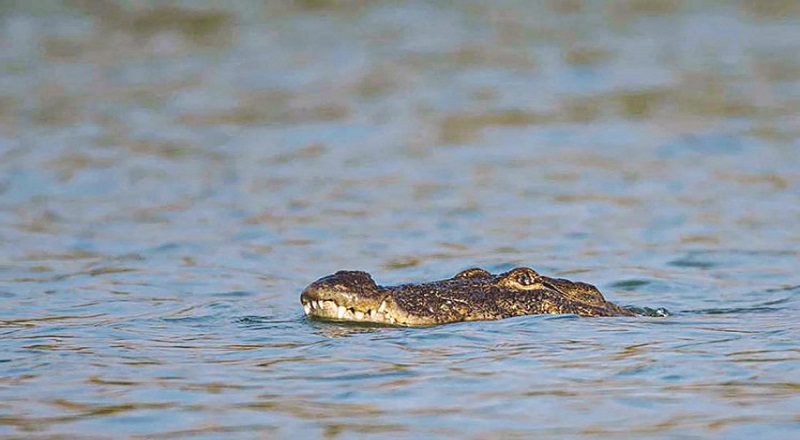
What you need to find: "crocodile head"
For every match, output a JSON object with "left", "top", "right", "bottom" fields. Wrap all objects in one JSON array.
[{"left": 300, "top": 267, "right": 634, "bottom": 326}]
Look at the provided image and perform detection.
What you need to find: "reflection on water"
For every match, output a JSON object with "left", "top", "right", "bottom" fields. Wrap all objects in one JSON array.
[{"left": 1, "top": 0, "right": 799, "bottom": 438}]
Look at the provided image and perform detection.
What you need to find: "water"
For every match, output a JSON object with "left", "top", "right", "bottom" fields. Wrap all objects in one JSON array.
[{"left": 1, "top": 1, "right": 799, "bottom": 438}]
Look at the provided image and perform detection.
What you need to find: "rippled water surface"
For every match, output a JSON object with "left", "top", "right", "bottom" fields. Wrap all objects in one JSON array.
[{"left": 2, "top": 1, "right": 799, "bottom": 438}]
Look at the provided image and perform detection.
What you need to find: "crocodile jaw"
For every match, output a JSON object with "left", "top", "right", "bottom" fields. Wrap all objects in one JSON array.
[
  {"left": 301, "top": 293, "right": 474, "bottom": 326},
  {"left": 302, "top": 295, "right": 401, "bottom": 325}
]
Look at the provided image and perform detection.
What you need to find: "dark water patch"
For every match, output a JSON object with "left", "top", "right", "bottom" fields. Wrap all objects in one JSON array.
[
  {"left": 70, "top": 1, "right": 235, "bottom": 47},
  {"left": 609, "top": 279, "right": 652, "bottom": 290},
  {"left": 668, "top": 255, "right": 718, "bottom": 270},
  {"left": 763, "top": 285, "right": 800, "bottom": 295},
  {"left": 740, "top": 0, "right": 800, "bottom": 19},
  {"left": 667, "top": 249, "right": 799, "bottom": 271},
  {"left": 297, "top": 364, "right": 416, "bottom": 384},
  {"left": 210, "top": 290, "right": 254, "bottom": 298},
  {"left": 658, "top": 134, "right": 748, "bottom": 158},
  {"left": 235, "top": 315, "right": 302, "bottom": 332},
  {"left": 146, "top": 241, "right": 208, "bottom": 255},
  {"left": 690, "top": 283, "right": 796, "bottom": 311},
  {"left": 438, "top": 110, "right": 555, "bottom": 145},
  {"left": 234, "top": 315, "right": 278, "bottom": 326},
  {"left": 0, "top": 314, "right": 106, "bottom": 326},
  {"left": 14, "top": 250, "right": 101, "bottom": 262},
  {"left": 686, "top": 306, "right": 792, "bottom": 316}
]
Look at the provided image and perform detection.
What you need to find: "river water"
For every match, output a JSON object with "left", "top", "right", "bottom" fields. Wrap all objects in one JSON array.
[{"left": 1, "top": 1, "right": 799, "bottom": 438}]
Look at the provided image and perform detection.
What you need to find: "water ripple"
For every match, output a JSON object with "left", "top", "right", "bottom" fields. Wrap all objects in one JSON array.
[{"left": 1, "top": 1, "right": 799, "bottom": 438}]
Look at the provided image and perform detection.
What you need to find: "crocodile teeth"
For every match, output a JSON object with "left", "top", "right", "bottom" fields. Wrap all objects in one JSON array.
[{"left": 304, "top": 297, "right": 397, "bottom": 324}]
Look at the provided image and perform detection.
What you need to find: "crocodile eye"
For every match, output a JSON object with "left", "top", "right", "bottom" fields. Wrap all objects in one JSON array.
[
  {"left": 516, "top": 272, "right": 534, "bottom": 286},
  {"left": 498, "top": 267, "right": 541, "bottom": 289}
]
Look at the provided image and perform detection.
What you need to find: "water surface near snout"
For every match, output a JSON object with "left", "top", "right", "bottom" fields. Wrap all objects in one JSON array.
[{"left": 2, "top": 1, "right": 800, "bottom": 438}]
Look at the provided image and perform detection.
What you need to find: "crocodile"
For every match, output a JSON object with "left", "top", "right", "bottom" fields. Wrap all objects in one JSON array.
[{"left": 301, "top": 266, "right": 635, "bottom": 326}]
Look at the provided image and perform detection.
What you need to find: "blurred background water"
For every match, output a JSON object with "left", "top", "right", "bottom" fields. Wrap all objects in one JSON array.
[{"left": 1, "top": 0, "right": 799, "bottom": 438}]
